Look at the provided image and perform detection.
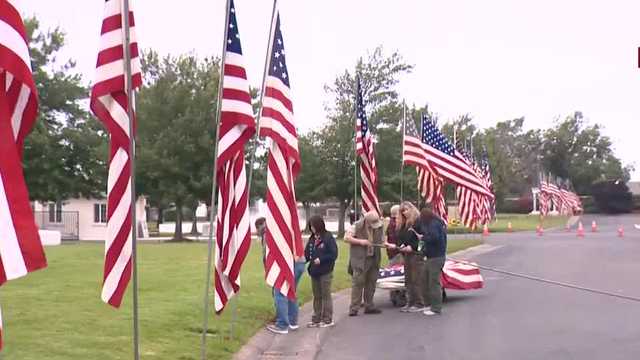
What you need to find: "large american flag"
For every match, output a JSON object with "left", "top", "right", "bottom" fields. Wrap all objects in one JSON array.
[
  {"left": 403, "top": 115, "right": 446, "bottom": 220},
  {"left": 421, "top": 117, "right": 493, "bottom": 198},
  {"left": 258, "top": 9, "right": 303, "bottom": 300},
  {"left": 355, "top": 77, "right": 380, "bottom": 215},
  {"left": 213, "top": 0, "right": 255, "bottom": 314},
  {"left": 0, "top": 0, "right": 49, "bottom": 347},
  {"left": 90, "top": 0, "right": 142, "bottom": 308},
  {"left": 454, "top": 137, "right": 481, "bottom": 228}
]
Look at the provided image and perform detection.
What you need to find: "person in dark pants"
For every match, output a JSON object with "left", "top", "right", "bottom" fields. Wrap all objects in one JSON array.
[
  {"left": 304, "top": 215, "right": 338, "bottom": 328},
  {"left": 418, "top": 208, "right": 447, "bottom": 315},
  {"left": 345, "top": 211, "right": 384, "bottom": 316},
  {"left": 385, "top": 205, "right": 401, "bottom": 261}
]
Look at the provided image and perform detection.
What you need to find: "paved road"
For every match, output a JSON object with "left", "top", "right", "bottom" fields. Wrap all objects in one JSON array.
[{"left": 316, "top": 214, "right": 640, "bottom": 360}]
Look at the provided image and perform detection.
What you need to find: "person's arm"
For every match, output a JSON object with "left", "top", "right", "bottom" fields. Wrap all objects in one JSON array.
[
  {"left": 344, "top": 225, "right": 370, "bottom": 247},
  {"left": 304, "top": 239, "right": 312, "bottom": 262}
]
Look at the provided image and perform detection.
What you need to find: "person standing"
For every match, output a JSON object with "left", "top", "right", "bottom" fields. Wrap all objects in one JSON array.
[
  {"left": 305, "top": 215, "right": 338, "bottom": 328},
  {"left": 345, "top": 210, "right": 384, "bottom": 316},
  {"left": 388, "top": 202, "right": 425, "bottom": 313},
  {"left": 385, "top": 205, "right": 401, "bottom": 261},
  {"left": 419, "top": 208, "right": 447, "bottom": 316}
]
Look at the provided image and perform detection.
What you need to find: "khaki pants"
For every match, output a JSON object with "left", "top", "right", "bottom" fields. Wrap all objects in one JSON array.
[
  {"left": 311, "top": 273, "right": 333, "bottom": 323},
  {"left": 406, "top": 253, "right": 425, "bottom": 307},
  {"left": 424, "top": 256, "right": 445, "bottom": 313},
  {"left": 350, "top": 255, "right": 380, "bottom": 312}
]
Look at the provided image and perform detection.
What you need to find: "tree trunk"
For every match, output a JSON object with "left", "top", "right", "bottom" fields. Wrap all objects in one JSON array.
[
  {"left": 303, "top": 201, "right": 311, "bottom": 232},
  {"left": 174, "top": 202, "right": 184, "bottom": 241},
  {"left": 338, "top": 200, "right": 347, "bottom": 239},
  {"left": 190, "top": 206, "right": 199, "bottom": 235},
  {"left": 158, "top": 208, "right": 164, "bottom": 224}
]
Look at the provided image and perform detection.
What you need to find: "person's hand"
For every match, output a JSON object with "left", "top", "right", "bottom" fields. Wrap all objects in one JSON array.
[
  {"left": 385, "top": 243, "right": 397, "bottom": 250},
  {"left": 314, "top": 258, "right": 320, "bottom": 265},
  {"left": 360, "top": 239, "right": 371, "bottom": 247},
  {"left": 400, "top": 246, "right": 412, "bottom": 254}
]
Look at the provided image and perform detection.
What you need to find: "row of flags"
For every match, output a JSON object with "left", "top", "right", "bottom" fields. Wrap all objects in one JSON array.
[
  {"left": 539, "top": 175, "right": 582, "bottom": 216},
  {"left": 398, "top": 106, "right": 495, "bottom": 227},
  {"left": 0, "top": 0, "right": 304, "bottom": 350}
]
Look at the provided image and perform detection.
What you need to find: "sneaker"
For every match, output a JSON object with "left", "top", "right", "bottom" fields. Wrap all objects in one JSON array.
[
  {"left": 266, "top": 324, "right": 289, "bottom": 334},
  {"left": 320, "top": 321, "right": 335, "bottom": 328},
  {"left": 364, "top": 308, "right": 382, "bottom": 315},
  {"left": 307, "top": 322, "right": 320, "bottom": 328},
  {"left": 400, "top": 305, "right": 411, "bottom": 313},
  {"left": 348, "top": 310, "right": 358, "bottom": 317},
  {"left": 423, "top": 309, "right": 440, "bottom": 316},
  {"left": 408, "top": 306, "right": 426, "bottom": 313},
  {"left": 289, "top": 324, "right": 299, "bottom": 331}
]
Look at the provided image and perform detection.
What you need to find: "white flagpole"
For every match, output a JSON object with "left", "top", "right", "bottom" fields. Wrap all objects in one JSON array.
[
  {"left": 353, "top": 73, "right": 360, "bottom": 220},
  {"left": 201, "top": 0, "right": 231, "bottom": 358},
  {"left": 400, "top": 101, "right": 406, "bottom": 203},
  {"left": 120, "top": 1, "right": 139, "bottom": 359}
]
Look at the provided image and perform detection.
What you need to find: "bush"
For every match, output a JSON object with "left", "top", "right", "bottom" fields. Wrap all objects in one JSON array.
[
  {"left": 591, "top": 180, "right": 633, "bottom": 214},
  {"left": 498, "top": 197, "right": 532, "bottom": 214}
]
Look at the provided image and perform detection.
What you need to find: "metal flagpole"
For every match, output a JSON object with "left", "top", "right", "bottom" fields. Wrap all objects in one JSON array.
[
  {"left": 236, "top": 0, "right": 278, "bottom": 342},
  {"left": 201, "top": 0, "right": 231, "bottom": 358},
  {"left": 353, "top": 73, "right": 360, "bottom": 220},
  {"left": 121, "top": 1, "right": 140, "bottom": 359},
  {"left": 400, "top": 101, "right": 406, "bottom": 203}
]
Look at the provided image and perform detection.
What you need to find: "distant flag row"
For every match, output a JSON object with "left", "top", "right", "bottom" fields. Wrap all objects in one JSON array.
[
  {"left": 400, "top": 108, "right": 495, "bottom": 227},
  {"left": 539, "top": 174, "right": 582, "bottom": 216}
]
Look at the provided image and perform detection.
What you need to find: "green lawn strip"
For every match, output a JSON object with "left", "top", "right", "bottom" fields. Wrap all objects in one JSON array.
[
  {"left": 2, "top": 238, "right": 481, "bottom": 359},
  {"left": 447, "top": 214, "right": 569, "bottom": 234}
]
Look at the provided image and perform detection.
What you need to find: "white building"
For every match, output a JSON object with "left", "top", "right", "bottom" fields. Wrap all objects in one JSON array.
[{"left": 33, "top": 197, "right": 148, "bottom": 241}]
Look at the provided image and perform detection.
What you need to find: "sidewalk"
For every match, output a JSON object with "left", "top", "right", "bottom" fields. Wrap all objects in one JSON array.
[{"left": 233, "top": 243, "right": 495, "bottom": 360}]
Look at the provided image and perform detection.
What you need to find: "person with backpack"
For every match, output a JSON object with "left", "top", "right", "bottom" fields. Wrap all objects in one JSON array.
[
  {"left": 304, "top": 215, "right": 338, "bottom": 328},
  {"left": 419, "top": 207, "right": 447, "bottom": 316}
]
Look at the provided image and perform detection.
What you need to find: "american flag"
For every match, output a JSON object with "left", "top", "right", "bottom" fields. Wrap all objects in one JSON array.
[
  {"left": 355, "top": 77, "right": 380, "bottom": 215},
  {"left": 403, "top": 114, "right": 447, "bottom": 220},
  {"left": 539, "top": 175, "right": 551, "bottom": 216},
  {"left": 421, "top": 116, "right": 493, "bottom": 198},
  {"left": 479, "top": 148, "right": 495, "bottom": 222},
  {"left": 454, "top": 136, "right": 482, "bottom": 228},
  {"left": 0, "top": 0, "right": 49, "bottom": 347},
  {"left": 258, "top": 9, "right": 304, "bottom": 300},
  {"left": 213, "top": 0, "right": 255, "bottom": 314},
  {"left": 90, "top": 0, "right": 142, "bottom": 308},
  {"left": 378, "top": 260, "right": 483, "bottom": 290}
]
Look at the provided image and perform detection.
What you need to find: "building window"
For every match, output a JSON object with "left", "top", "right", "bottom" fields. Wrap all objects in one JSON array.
[
  {"left": 94, "top": 204, "right": 107, "bottom": 224},
  {"left": 48, "top": 202, "right": 62, "bottom": 223}
]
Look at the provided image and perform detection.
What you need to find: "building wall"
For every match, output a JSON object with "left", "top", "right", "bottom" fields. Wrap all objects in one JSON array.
[{"left": 34, "top": 198, "right": 107, "bottom": 241}]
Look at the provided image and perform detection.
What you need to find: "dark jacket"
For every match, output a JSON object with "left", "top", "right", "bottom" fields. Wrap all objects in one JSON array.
[
  {"left": 420, "top": 217, "right": 447, "bottom": 258},
  {"left": 304, "top": 231, "right": 338, "bottom": 278},
  {"left": 397, "top": 223, "right": 421, "bottom": 251}
]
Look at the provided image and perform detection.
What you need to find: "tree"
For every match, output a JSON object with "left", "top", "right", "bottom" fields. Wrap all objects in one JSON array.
[
  {"left": 296, "top": 132, "right": 327, "bottom": 225},
  {"left": 136, "top": 51, "right": 218, "bottom": 240},
  {"left": 591, "top": 180, "right": 633, "bottom": 214},
  {"left": 318, "top": 47, "right": 413, "bottom": 237},
  {"left": 22, "top": 18, "right": 107, "bottom": 202},
  {"left": 541, "top": 112, "right": 631, "bottom": 194}
]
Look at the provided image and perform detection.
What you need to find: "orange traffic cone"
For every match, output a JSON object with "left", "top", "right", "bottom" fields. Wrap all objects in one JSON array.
[
  {"left": 482, "top": 224, "right": 490, "bottom": 236},
  {"left": 618, "top": 226, "right": 624, "bottom": 238},
  {"left": 577, "top": 222, "right": 585, "bottom": 237},
  {"left": 507, "top": 222, "right": 513, "bottom": 232},
  {"left": 591, "top": 220, "right": 598, "bottom": 233}
]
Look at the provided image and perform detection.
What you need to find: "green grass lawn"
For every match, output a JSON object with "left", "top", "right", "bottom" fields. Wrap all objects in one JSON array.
[
  {"left": 1, "top": 238, "right": 480, "bottom": 359},
  {"left": 447, "top": 214, "right": 569, "bottom": 235}
]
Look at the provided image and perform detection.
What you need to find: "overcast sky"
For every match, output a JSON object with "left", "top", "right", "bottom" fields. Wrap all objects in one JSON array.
[{"left": 26, "top": 0, "right": 640, "bottom": 180}]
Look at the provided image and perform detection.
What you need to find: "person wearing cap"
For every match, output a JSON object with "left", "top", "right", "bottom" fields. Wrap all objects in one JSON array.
[{"left": 344, "top": 210, "right": 384, "bottom": 316}]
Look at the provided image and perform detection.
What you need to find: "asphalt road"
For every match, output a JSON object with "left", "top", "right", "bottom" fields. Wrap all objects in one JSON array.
[{"left": 316, "top": 214, "right": 640, "bottom": 360}]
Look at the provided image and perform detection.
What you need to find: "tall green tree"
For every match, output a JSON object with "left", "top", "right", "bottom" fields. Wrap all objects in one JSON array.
[
  {"left": 317, "top": 47, "right": 413, "bottom": 237},
  {"left": 22, "top": 18, "right": 107, "bottom": 202},
  {"left": 541, "top": 111, "right": 631, "bottom": 194},
  {"left": 136, "top": 51, "right": 218, "bottom": 240}
]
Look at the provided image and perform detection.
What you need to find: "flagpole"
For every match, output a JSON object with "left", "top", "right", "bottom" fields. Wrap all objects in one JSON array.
[
  {"left": 400, "top": 100, "right": 406, "bottom": 203},
  {"left": 121, "top": 1, "right": 140, "bottom": 359},
  {"left": 201, "top": 0, "right": 232, "bottom": 358},
  {"left": 237, "top": 0, "right": 277, "bottom": 342},
  {"left": 353, "top": 73, "right": 359, "bottom": 220}
]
